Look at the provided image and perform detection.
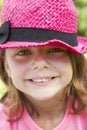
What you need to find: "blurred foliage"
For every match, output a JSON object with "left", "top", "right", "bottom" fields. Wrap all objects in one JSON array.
[
  {"left": 0, "top": 80, "right": 8, "bottom": 99},
  {"left": 0, "top": 0, "right": 2, "bottom": 10},
  {"left": 74, "top": 0, "right": 87, "bottom": 37}
]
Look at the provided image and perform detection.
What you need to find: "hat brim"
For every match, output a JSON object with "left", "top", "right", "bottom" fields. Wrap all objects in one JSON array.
[{"left": 0, "top": 36, "right": 87, "bottom": 54}]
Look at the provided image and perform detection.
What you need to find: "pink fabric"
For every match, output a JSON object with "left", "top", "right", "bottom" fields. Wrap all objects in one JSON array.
[
  {"left": 0, "top": 103, "right": 87, "bottom": 130},
  {"left": 0, "top": 40, "right": 86, "bottom": 54},
  {"left": 2, "top": 0, "right": 77, "bottom": 33},
  {"left": 0, "top": 0, "right": 87, "bottom": 53}
]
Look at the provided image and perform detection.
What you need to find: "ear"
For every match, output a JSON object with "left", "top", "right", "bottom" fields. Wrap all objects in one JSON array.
[{"left": 4, "top": 58, "right": 11, "bottom": 78}]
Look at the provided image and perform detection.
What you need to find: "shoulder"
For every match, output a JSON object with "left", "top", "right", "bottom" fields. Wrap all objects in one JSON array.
[{"left": 63, "top": 107, "right": 87, "bottom": 130}]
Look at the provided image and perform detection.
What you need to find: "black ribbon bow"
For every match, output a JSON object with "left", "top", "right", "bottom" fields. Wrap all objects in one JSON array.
[{"left": 0, "top": 21, "right": 10, "bottom": 44}]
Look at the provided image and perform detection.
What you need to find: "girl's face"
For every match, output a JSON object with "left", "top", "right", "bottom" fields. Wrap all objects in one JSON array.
[{"left": 5, "top": 46, "right": 73, "bottom": 101}]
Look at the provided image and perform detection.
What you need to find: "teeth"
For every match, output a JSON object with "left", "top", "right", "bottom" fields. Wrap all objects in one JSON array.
[{"left": 32, "top": 79, "right": 50, "bottom": 83}]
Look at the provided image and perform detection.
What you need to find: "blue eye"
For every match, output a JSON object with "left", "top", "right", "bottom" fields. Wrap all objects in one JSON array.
[{"left": 17, "top": 49, "right": 32, "bottom": 55}]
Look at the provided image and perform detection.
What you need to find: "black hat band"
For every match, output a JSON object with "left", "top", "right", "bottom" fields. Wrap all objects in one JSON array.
[{"left": 0, "top": 21, "right": 78, "bottom": 46}]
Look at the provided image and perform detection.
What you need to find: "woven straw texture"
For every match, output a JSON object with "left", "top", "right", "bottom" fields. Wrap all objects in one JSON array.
[{"left": 1, "top": 0, "right": 77, "bottom": 33}]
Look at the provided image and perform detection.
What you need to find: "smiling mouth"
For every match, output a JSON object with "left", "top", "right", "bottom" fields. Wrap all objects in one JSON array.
[{"left": 29, "top": 77, "right": 56, "bottom": 84}]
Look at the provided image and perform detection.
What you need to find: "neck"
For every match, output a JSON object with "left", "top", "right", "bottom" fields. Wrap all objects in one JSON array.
[{"left": 26, "top": 89, "right": 67, "bottom": 130}]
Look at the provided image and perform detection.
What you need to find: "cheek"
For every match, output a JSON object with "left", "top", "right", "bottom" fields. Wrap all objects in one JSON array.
[
  {"left": 6, "top": 59, "right": 27, "bottom": 82},
  {"left": 50, "top": 54, "right": 73, "bottom": 78},
  {"left": 10, "top": 64, "right": 26, "bottom": 79},
  {"left": 8, "top": 64, "right": 25, "bottom": 91}
]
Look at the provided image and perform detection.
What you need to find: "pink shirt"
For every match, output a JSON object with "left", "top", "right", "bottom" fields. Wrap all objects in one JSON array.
[{"left": 0, "top": 103, "right": 87, "bottom": 130}]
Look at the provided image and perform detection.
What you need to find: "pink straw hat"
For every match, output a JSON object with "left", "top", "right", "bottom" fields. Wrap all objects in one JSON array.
[{"left": 0, "top": 0, "right": 87, "bottom": 54}]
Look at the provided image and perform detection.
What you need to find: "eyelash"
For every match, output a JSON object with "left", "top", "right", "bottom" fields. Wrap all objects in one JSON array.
[
  {"left": 17, "top": 49, "right": 32, "bottom": 55},
  {"left": 16, "top": 47, "right": 64, "bottom": 56},
  {"left": 48, "top": 48, "right": 64, "bottom": 53}
]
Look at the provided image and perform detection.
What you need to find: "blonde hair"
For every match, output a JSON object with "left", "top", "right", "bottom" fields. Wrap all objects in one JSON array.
[{"left": 0, "top": 50, "right": 87, "bottom": 121}]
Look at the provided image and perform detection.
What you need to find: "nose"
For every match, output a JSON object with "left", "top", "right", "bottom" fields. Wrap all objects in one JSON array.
[{"left": 32, "top": 53, "right": 50, "bottom": 70}]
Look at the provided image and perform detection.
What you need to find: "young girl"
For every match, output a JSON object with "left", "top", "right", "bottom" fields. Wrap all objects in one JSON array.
[{"left": 0, "top": 0, "right": 87, "bottom": 130}]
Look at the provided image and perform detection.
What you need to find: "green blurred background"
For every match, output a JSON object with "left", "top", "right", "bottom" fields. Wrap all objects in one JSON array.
[{"left": 0, "top": 0, "right": 87, "bottom": 98}]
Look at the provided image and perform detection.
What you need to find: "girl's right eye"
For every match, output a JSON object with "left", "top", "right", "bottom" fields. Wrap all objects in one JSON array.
[{"left": 17, "top": 49, "right": 32, "bottom": 56}]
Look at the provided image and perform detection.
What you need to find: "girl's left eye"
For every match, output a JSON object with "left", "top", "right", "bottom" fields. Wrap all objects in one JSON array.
[
  {"left": 17, "top": 49, "right": 32, "bottom": 56},
  {"left": 48, "top": 48, "right": 64, "bottom": 53}
]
